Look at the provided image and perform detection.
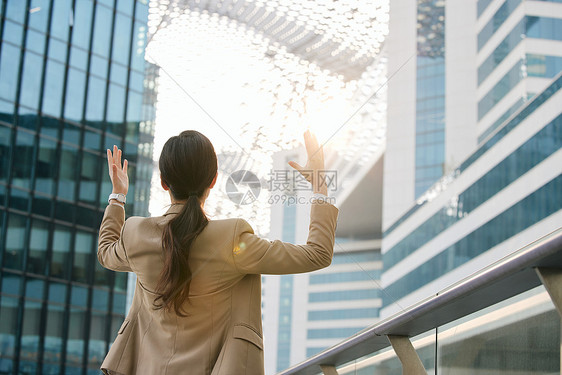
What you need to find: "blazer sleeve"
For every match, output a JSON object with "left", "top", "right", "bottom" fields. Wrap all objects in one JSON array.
[
  {"left": 231, "top": 201, "right": 339, "bottom": 274},
  {"left": 98, "top": 204, "right": 132, "bottom": 272}
]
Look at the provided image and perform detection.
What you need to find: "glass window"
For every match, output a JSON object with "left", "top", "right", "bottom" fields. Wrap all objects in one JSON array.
[
  {"left": 66, "top": 308, "right": 86, "bottom": 365},
  {"left": 0, "top": 43, "right": 21, "bottom": 102},
  {"left": 332, "top": 251, "right": 381, "bottom": 264},
  {"left": 92, "top": 4, "right": 113, "bottom": 58},
  {"left": 25, "top": 278, "right": 45, "bottom": 300},
  {"left": 384, "top": 174, "right": 562, "bottom": 304},
  {"left": 114, "top": 272, "right": 127, "bottom": 293},
  {"left": 28, "top": 0, "right": 51, "bottom": 32},
  {"left": 71, "top": 285, "right": 88, "bottom": 307},
  {"left": 0, "top": 296, "right": 19, "bottom": 357},
  {"left": 0, "top": 183, "right": 5, "bottom": 207},
  {"left": 97, "top": 0, "right": 115, "bottom": 8},
  {"left": 19, "top": 51, "right": 44, "bottom": 111},
  {"left": 12, "top": 128, "right": 35, "bottom": 189},
  {"left": 110, "top": 62, "right": 128, "bottom": 87},
  {"left": 1, "top": 272, "right": 22, "bottom": 296},
  {"left": 135, "top": 0, "right": 149, "bottom": 22},
  {"left": 94, "top": 260, "right": 111, "bottom": 287},
  {"left": 112, "top": 291, "right": 126, "bottom": 314},
  {"left": 527, "top": 16, "right": 562, "bottom": 41},
  {"left": 41, "top": 118, "right": 60, "bottom": 137},
  {"left": 128, "top": 69, "right": 143, "bottom": 93},
  {"left": 112, "top": 13, "right": 132, "bottom": 65},
  {"left": 10, "top": 186, "right": 31, "bottom": 211},
  {"left": 2, "top": 19, "right": 24, "bottom": 45},
  {"left": 51, "top": 225, "right": 71, "bottom": 278},
  {"left": 47, "top": 37, "right": 68, "bottom": 64},
  {"left": 85, "top": 75, "right": 107, "bottom": 123},
  {"left": 57, "top": 143, "right": 78, "bottom": 200},
  {"left": 71, "top": 0, "right": 94, "bottom": 50},
  {"left": 50, "top": 0, "right": 72, "bottom": 41},
  {"left": 0, "top": 126, "right": 11, "bottom": 183},
  {"left": 79, "top": 152, "right": 99, "bottom": 203},
  {"left": 309, "top": 289, "right": 380, "bottom": 303},
  {"left": 477, "top": 0, "right": 494, "bottom": 17},
  {"left": 126, "top": 90, "right": 142, "bottom": 124},
  {"left": 130, "top": 21, "right": 146, "bottom": 72},
  {"left": 117, "top": 0, "right": 134, "bottom": 15},
  {"left": 42, "top": 59, "right": 66, "bottom": 117},
  {"left": 69, "top": 46, "right": 88, "bottom": 71},
  {"left": 35, "top": 136, "right": 57, "bottom": 196},
  {"left": 54, "top": 200, "right": 75, "bottom": 222},
  {"left": 309, "top": 270, "right": 381, "bottom": 284},
  {"left": 48, "top": 281, "right": 67, "bottom": 304},
  {"left": 25, "top": 28, "right": 47, "bottom": 54},
  {"left": 28, "top": 219, "right": 49, "bottom": 274},
  {"left": 90, "top": 54, "right": 109, "bottom": 80},
  {"left": 5, "top": 0, "right": 26, "bottom": 23},
  {"left": 73, "top": 230, "right": 93, "bottom": 283},
  {"left": 307, "top": 327, "right": 364, "bottom": 339},
  {"left": 63, "top": 122, "right": 80, "bottom": 144},
  {"left": 4, "top": 213, "right": 27, "bottom": 270},
  {"left": 64, "top": 68, "right": 87, "bottom": 122},
  {"left": 84, "top": 129, "right": 101, "bottom": 151},
  {"left": 32, "top": 194, "right": 53, "bottom": 217},
  {"left": 43, "top": 303, "right": 64, "bottom": 363},
  {"left": 17, "top": 105, "right": 39, "bottom": 130},
  {"left": 478, "top": 0, "right": 522, "bottom": 50},
  {"left": 0, "top": 99, "right": 14, "bottom": 124},
  {"left": 92, "top": 288, "right": 109, "bottom": 311},
  {"left": 88, "top": 311, "right": 107, "bottom": 367},
  {"left": 308, "top": 307, "right": 379, "bottom": 320},
  {"left": 107, "top": 83, "right": 126, "bottom": 123},
  {"left": 20, "top": 300, "right": 41, "bottom": 361}
]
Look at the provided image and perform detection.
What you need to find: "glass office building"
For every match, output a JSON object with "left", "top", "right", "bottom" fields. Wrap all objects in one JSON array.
[{"left": 0, "top": 0, "right": 155, "bottom": 374}]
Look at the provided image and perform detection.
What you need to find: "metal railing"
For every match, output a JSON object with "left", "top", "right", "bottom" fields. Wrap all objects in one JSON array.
[{"left": 278, "top": 227, "right": 562, "bottom": 375}]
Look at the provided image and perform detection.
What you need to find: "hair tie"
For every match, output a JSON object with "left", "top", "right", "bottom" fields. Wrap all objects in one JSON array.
[{"left": 188, "top": 191, "right": 198, "bottom": 197}]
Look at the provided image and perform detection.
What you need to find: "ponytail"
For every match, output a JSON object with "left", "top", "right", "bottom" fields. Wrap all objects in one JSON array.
[
  {"left": 153, "top": 130, "right": 217, "bottom": 316},
  {"left": 154, "top": 193, "right": 209, "bottom": 316}
]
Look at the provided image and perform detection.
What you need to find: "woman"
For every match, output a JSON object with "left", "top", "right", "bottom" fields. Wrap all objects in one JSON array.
[{"left": 98, "top": 130, "right": 338, "bottom": 374}]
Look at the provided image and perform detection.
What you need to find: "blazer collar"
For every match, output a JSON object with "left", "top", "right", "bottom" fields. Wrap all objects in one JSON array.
[{"left": 163, "top": 204, "right": 185, "bottom": 216}]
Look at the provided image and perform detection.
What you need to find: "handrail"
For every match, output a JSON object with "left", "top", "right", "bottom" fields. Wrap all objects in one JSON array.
[{"left": 278, "top": 226, "right": 562, "bottom": 375}]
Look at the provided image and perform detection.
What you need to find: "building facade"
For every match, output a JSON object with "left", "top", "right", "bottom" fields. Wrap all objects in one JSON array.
[
  {"left": 0, "top": 0, "right": 155, "bottom": 374},
  {"left": 262, "top": 149, "right": 384, "bottom": 374},
  {"left": 377, "top": 1, "right": 562, "bottom": 371},
  {"left": 382, "top": 0, "right": 562, "bottom": 315}
]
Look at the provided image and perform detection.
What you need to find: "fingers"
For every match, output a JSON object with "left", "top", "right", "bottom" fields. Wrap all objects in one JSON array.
[
  {"left": 114, "top": 145, "right": 121, "bottom": 167},
  {"left": 108, "top": 146, "right": 126, "bottom": 169},
  {"left": 123, "top": 159, "right": 128, "bottom": 174},
  {"left": 107, "top": 149, "right": 112, "bottom": 175},
  {"left": 304, "top": 129, "right": 321, "bottom": 158},
  {"left": 288, "top": 161, "right": 303, "bottom": 171}
]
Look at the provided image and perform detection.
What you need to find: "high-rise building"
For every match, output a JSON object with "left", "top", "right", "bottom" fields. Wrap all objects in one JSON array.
[
  {"left": 0, "top": 0, "right": 156, "bottom": 374},
  {"left": 262, "top": 148, "right": 384, "bottom": 374},
  {"left": 381, "top": 0, "right": 562, "bottom": 320}
]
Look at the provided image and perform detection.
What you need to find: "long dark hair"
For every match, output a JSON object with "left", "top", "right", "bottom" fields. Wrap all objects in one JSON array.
[{"left": 153, "top": 130, "right": 217, "bottom": 316}]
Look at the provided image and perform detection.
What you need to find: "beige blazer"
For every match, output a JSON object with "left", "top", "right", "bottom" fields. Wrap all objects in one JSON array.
[{"left": 98, "top": 200, "right": 339, "bottom": 375}]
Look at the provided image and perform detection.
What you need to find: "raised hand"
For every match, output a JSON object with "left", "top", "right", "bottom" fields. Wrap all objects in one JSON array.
[
  {"left": 107, "top": 145, "right": 129, "bottom": 195},
  {"left": 288, "top": 129, "right": 327, "bottom": 195}
]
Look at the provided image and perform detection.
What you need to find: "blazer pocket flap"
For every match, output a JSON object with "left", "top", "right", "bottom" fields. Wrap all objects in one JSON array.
[
  {"left": 118, "top": 319, "right": 130, "bottom": 334},
  {"left": 233, "top": 324, "right": 263, "bottom": 350}
]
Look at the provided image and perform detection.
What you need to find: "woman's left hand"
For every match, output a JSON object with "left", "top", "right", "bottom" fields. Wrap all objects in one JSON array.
[{"left": 107, "top": 145, "right": 129, "bottom": 195}]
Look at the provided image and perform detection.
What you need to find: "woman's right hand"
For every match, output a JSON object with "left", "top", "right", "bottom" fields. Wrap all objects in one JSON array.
[{"left": 288, "top": 130, "right": 327, "bottom": 195}]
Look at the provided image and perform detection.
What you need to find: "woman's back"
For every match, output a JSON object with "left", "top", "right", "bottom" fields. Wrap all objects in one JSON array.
[
  {"left": 98, "top": 200, "right": 338, "bottom": 374},
  {"left": 99, "top": 130, "right": 338, "bottom": 374}
]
